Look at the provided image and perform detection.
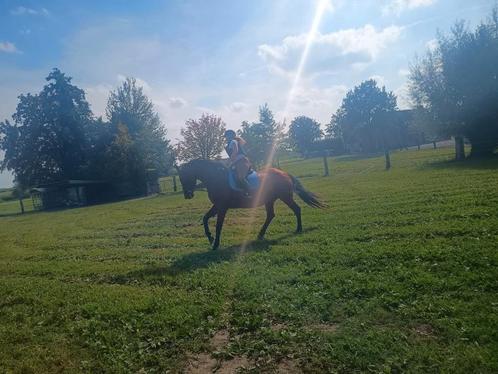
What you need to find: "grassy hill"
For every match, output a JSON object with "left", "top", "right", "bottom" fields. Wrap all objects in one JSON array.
[{"left": 0, "top": 147, "right": 497, "bottom": 372}]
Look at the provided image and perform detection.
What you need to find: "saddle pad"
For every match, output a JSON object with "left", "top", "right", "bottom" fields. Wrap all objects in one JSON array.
[{"left": 228, "top": 170, "right": 260, "bottom": 192}]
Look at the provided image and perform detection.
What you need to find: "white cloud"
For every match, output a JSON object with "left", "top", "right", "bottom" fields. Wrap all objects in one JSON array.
[
  {"left": 426, "top": 38, "right": 438, "bottom": 52},
  {"left": 383, "top": 0, "right": 436, "bottom": 15},
  {"left": 169, "top": 97, "right": 187, "bottom": 108},
  {"left": 398, "top": 68, "right": 410, "bottom": 77},
  {"left": 394, "top": 83, "right": 411, "bottom": 109},
  {"left": 10, "top": 6, "right": 50, "bottom": 16},
  {"left": 228, "top": 102, "right": 248, "bottom": 112},
  {"left": 84, "top": 83, "right": 113, "bottom": 117},
  {"left": 276, "top": 83, "right": 348, "bottom": 124},
  {"left": 369, "top": 75, "right": 386, "bottom": 86},
  {"left": 116, "top": 74, "right": 152, "bottom": 94},
  {"left": 0, "top": 42, "right": 20, "bottom": 54},
  {"left": 258, "top": 25, "right": 402, "bottom": 77}
]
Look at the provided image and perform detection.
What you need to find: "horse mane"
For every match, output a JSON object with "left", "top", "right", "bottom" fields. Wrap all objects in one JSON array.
[{"left": 186, "top": 158, "right": 228, "bottom": 169}]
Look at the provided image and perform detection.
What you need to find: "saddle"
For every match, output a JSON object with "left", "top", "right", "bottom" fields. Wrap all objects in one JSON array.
[{"left": 228, "top": 169, "right": 260, "bottom": 192}]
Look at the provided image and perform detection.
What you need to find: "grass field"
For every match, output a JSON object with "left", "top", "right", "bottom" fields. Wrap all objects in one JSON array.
[{"left": 1, "top": 147, "right": 497, "bottom": 373}]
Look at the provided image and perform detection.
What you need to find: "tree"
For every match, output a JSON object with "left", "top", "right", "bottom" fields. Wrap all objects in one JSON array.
[
  {"left": 288, "top": 116, "right": 322, "bottom": 156},
  {"left": 327, "top": 80, "right": 397, "bottom": 154},
  {"left": 177, "top": 114, "right": 226, "bottom": 162},
  {"left": 409, "top": 7, "right": 498, "bottom": 158},
  {"left": 0, "top": 69, "right": 93, "bottom": 186},
  {"left": 238, "top": 103, "right": 283, "bottom": 167},
  {"left": 105, "top": 77, "right": 174, "bottom": 190}
]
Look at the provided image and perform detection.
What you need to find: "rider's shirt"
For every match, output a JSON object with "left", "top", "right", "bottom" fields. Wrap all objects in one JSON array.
[{"left": 226, "top": 139, "right": 245, "bottom": 164}]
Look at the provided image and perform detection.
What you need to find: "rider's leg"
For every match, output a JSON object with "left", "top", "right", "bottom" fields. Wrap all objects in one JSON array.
[{"left": 235, "top": 159, "right": 251, "bottom": 196}]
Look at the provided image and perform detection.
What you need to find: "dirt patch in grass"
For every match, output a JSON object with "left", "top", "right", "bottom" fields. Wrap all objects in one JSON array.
[
  {"left": 210, "top": 329, "right": 230, "bottom": 350},
  {"left": 308, "top": 323, "right": 339, "bottom": 333},
  {"left": 185, "top": 353, "right": 251, "bottom": 374},
  {"left": 277, "top": 359, "right": 302, "bottom": 373},
  {"left": 217, "top": 356, "right": 251, "bottom": 373},
  {"left": 270, "top": 323, "right": 287, "bottom": 332},
  {"left": 413, "top": 324, "right": 435, "bottom": 338},
  {"left": 185, "top": 353, "right": 218, "bottom": 373}
]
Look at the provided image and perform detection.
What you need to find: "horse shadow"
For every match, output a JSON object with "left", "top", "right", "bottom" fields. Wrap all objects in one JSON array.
[{"left": 121, "top": 227, "right": 319, "bottom": 281}]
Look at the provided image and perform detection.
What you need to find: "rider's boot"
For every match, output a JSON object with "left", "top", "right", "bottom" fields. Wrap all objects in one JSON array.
[{"left": 239, "top": 178, "right": 251, "bottom": 198}]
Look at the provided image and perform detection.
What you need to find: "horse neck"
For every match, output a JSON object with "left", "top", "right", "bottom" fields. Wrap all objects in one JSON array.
[{"left": 191, "top": 160, "right": 220, "bottom": 187}]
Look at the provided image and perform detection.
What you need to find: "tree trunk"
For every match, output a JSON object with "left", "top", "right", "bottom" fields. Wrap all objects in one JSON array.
[
  {"left": 323, "top": 154, "right": 330, "bottom": 176},
  {"left": 385, "top": 150, "right": 391, "bottom": 170},
  {"left": 173, "top": 175, "right": 177, "bottom": 192},
  {"left": 19, "top": 198, "right": 25, "bottom": 214},
  {"left": 454, "top": 136, "right": 465, "bottom": 160},
  {"left": 433, "top": 141, "right": 437, "bottom": 149}
]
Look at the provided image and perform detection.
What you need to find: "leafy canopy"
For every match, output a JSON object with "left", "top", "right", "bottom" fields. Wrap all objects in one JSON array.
[
  {"left": 105, "top": 77, "right": 174, "bottom": 179},
  {"left": 177, "top": 114, "right": 226, "bottom": 162},
  {"left": 288, "top": 116, "right": 322, "bottom": 156},
  {"left": 238, "top": 103, "right": 283, "bottom": 167},
  {"left": 328, "top": 79, "right": 397, "bottom": 153},
  {"left": 409, "top": 7, "right": 498, "bottom": 157},
  {"left": 0, "top": 68, "right": 93, "bottom": 186}
]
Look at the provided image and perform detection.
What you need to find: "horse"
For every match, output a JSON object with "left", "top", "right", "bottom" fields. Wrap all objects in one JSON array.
[{"left": 176, "top": 159, "right": 325, "bottom": 250}]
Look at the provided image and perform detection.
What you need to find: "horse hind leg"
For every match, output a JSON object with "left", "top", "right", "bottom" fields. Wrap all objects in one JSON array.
[
  {"left": 281, "top": 196, "right": 302, "bottom": 233},
  {"left": 258, "top": 201, "right": 276, "bottom": 240}
]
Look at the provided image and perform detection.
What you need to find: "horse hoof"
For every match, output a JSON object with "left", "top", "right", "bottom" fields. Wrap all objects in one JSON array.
[
  {"left": 212, "top": 243, "right": 219, "bottom": 250},
  {"left": 208, "top": 237, "right": 214, "bottom": 244}
]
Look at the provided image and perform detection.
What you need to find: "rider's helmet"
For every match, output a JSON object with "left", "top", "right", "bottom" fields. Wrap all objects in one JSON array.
[{"left": 224, "top": 129, "right": 236, "bottom": 140}]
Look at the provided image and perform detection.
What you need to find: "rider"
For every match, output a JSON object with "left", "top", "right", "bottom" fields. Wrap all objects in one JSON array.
[{"left": 224, "top": 129, "right": 252, "bottom": 197}]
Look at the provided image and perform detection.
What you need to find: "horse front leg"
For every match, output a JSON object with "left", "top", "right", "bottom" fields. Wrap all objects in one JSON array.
[
  {"left": 212, "top": 208, "right": 227, "bottom": 250},
  {"left": 203, "top": 205, "right": 217, "bottom": 244}
]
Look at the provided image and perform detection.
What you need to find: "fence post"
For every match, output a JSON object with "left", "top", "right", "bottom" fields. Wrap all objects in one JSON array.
[
  {"left": 454, "top": 136, "right": 465, "bottom": 160},
  {"left": 385, "top": 149, "right": 391, "bottom": 170},
  {"left": 323, "top": 152, "right": 330, "bottom": 176},
  {"left": 173, "top": 175, "right": 177, "bottom": 192}
]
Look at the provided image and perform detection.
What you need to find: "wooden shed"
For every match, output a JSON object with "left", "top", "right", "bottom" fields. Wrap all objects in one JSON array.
[{"left": 30, "top": 180, "right": 114, "bottom": 210}]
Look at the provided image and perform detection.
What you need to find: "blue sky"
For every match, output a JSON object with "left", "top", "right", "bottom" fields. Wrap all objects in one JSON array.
[{"left": 0, "top": 0, "right": 493, "bottom": 187}]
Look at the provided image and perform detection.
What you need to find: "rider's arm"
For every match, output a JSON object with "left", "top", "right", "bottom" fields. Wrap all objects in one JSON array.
[{"left": 229, "top": 140, "right": 239, "bottom": 163}]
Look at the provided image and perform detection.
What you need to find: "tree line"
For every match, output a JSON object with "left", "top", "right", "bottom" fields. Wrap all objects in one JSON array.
[
  {"left": 179, "top": 7, "right": 498, "bottom": 164},
  {"left": 0, "top": 70, "right": 174, "bottom": 193},
  {"left": 1, "top": 7, "right": 497, "bottom": 192}
]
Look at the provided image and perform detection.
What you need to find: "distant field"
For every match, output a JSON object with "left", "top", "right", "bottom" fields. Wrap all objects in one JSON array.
[
  {"left": 1, "top": 148, "right": 497, "bottom": 372},
  {"left": 0, "top": 187, "right": 13, "bottom": 202}
]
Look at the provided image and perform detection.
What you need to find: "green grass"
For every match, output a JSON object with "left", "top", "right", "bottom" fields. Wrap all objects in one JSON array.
[
  {"left": 1, "top": 148, "right": 497, "bottom": 373},
  {"left": 0, "top": 198, "right": 33, "bottom": 216},
  {"left": 0, "top": 187, "right": 14, "bottom": 202}
]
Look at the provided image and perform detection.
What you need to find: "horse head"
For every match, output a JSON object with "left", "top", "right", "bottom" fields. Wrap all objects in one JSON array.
[{"left": 177, "top": 161, "right": 197, "bottom": 199}]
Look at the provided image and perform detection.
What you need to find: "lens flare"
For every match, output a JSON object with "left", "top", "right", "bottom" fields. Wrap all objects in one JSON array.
[{"left": 240, "top": 0, "right": 329, "bottom": 250}]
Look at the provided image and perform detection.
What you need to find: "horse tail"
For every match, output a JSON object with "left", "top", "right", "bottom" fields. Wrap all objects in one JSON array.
[{"left": 290, "top": 175, "right": 327, "bottom": 208}]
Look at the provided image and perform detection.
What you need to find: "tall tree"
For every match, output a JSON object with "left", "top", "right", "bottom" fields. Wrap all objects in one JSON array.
[
  {"left": 105, "top": 77, "right": 174, "bottom": 182},
  {"left": 288, "top": 116, "right": 322, "bottom": 156},
  {"left": 177, "top": 114, "right": 226, "bottom": 162},
  {"left": 239, "top": 103, "right": 283, "bottom": 167},
  {"left": 409, "top": 8, "right": 498, "bottom": 158},
  {"left": 327, "top": 80, "right": 397, "bottom": 153},
  {"left": 0, "top": 69, "right": 93, "bottom": 186}
]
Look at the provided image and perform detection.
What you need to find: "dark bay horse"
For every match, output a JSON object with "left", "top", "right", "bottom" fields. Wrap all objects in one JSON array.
[{"left": 177, "top": 159, "right": 325, "bottom": 250}]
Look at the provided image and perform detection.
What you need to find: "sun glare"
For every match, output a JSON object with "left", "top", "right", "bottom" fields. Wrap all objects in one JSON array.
[{"left": 240, "top": 0, "right": 330, "bottom": 250}]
